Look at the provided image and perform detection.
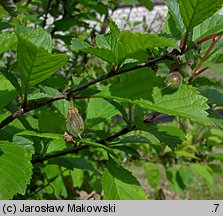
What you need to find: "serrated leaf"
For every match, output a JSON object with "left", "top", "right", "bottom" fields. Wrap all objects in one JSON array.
[
  {"left": 178, "top": 0, "right": 223, "bottom": 31},
  {"left": 102, "top": 158, "right": 147, "bottom": 199},
  {"left": 118, "top": 30, "right": 177, "bottom": 62},
  {"left": 97, "top": 83, "right": 211, "bottom": 125},
  {"left": 151, "top": 85, "right": 211, "bottom": 125},
  {"left": 164, "top": 0, "right": 185, "bottom": 39},
  {"left": 193, "top": 14, "right": 223, "bottom": 42},
  {"left": 0, "top": 31, "right": 17, "bottom": 54},
  {"left": 16, "top": 25, "right": 53, "bottom": 52},
  {"left": 0, "top": 141, "right": 33, "bottom": 199},
  {"left": 0, "top": 73, "right": 17, "bottom": 110},
  {"left": 71, "top": 37, "right": 116, "bottom": 64},
  {"left": 17, "top": 37, "right": 68, "bottom": 93},
  {"left": 138, "top": 124, "right": 185, "bottom": 150}
]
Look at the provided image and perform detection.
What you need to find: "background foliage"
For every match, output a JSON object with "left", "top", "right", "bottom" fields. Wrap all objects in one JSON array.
[{"left": 0, "top": 0, "right": 223, "bottom": 200}]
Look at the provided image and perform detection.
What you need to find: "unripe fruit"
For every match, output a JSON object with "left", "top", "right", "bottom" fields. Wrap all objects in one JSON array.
[
  {"left": 165, "top": 72, "right": 183, "bottom": 89},
  {"left": 178, "top": 64, "right": 193, "bottom": 78}
]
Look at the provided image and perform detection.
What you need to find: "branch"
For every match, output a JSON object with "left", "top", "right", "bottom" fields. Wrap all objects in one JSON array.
[
  {"left": 0, "top": 49, "right": 180, "bottom": 129},
  {"left": 0, "top": 94, "right": 65, "bottom": 129},
  {"left": 32, "top": 145, "right": 88, "bottom": 164},
  {"left": 32, "top": 112, "right": 162, "bottom": 164},
  {"left": 42, "top": 0, "right": 52, "bottom": 28},
  {"left": 189, "top": 36, "right": 221, "bottom": 82}
]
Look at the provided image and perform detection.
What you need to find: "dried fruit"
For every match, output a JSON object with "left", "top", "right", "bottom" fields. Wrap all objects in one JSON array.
[
  {"left": 63, "top": 132, "right": 75, "bottom": 143},
  {"left": 178, "top": 64, "right": 193, "bottom": 78},
  {"left": 66, "top": 106, "right": 84, "bottom": 139},
  {"left": 165, "top": 72, "right": 183, "bottom": 90}
]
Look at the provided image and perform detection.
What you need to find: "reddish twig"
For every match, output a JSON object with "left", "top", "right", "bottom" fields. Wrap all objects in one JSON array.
[
  {"left": 189, "top": 36, "right": 221, "bottom": 82},
  {"left": 196, "top": 33, "right": 220, "bottom": 45}
]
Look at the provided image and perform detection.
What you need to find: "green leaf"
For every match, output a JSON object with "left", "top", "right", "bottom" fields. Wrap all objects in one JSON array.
[
  {"left": 86, "top": 98, "right": 119, "bottom": 126},
  {"left": 166, "top": 167, "right": 183, "bottom": 193},
  {"left": 0, "top": 73, "right": 18, "bottom": 109},
  {"left": 1, "top": 69, "right": 22, "bottom": 96},
  {"left": 38, "top": 109, "right": 66, "bottom": 134},
  {"left": 191, "top": 164, "right": 213, "bottom": 186},
  {"left": 16, "top": 130, "right": 63, "bottom": 140},
  {"left": 208, "top": 153, "right": 223, "bottom": 162},
  {"left": 178, "top": 0, "right": 223, "bottom": 31},
  {"left": 193, "top": 14, "right": 223, "bottom": 42},
  {"left": 111, "top": 145, "right": 140, "bottom": 157},
  {"left": 48, "top": 157, "right": 100, "bottom": 175},
  {"left": 71, "top": 37, "right": 116, "bottom": 64},
  {"left": 121, "top": 0, "right": 136, "bottom": 4},
  {"left": 46, "top": 139, "right": 68, "bottom": 154},
  {"left": 16, "top": 25, "right": 53, "bottom": 52},
  {"left": 208, "top": 109, "right": 223, "bottom": 129},
  {"left": 138, "top": 124, "right": 185, "bottom": 150},
  {"left": 98, "top": 83, "right": 211, "bottom": 125},
  {"left": 0, "top": 141, "right": 33, "bottom": 199},
  {"left": 43, "top": 86, "right": 70, "bottom": 117},
  {"left": 138, "top": 0, "right": 153, "bottom": 10},
  {"left": 109, "top": 68, "right": 162, "bottom": 100},
  {"left": 102, "top": 157, "right": 147, "bottom": 199},
  {"left": 198, "top": 86, "right": 223, "bottom": 105},
  {"left": 118, "top": 31, "right": 177, "bottom": 62},
  {"left": 0, "top": 32, "right": 17, "bottom": 54},
  {"left": 144, "top": 162, "right": 161, "bottom": 189},
  {"left": 206, "top": 62, "right": 223, "bottom": 74},
  {"left": 178, "top": 166, "right": 193, "bottom": 188},
  {"left": 150, "top": 85, "right": 211, "bottom": 125},
  {"left": 175, "top": 150, "right": 198, "bottom": 159},
  {"left": 80, "top": 138, "right": 112, "bottom": 153},
  {"left": 17, "top": 37, "right": 68, "bottom": 92},
  {"left": 164, "top": 0, "right": 185, "bottom": 39}
]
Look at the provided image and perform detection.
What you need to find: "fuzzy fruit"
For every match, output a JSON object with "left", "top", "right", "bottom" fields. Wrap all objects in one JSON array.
[
  {"left": 165, "top": 72, "right": 183, "bottom": 89},
  {"left": 66, "top": 107, "right": 84, "bottom": 139},
  {"left": 178, "top": 64, "right": 193, "bottom": 78}
]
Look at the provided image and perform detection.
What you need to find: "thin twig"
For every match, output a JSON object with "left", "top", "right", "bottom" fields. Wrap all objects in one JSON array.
[
  {"left": 32, "top": 112, "right": 161, "bottom": 164},
  {"left": 189, "top": 36, "right": 221, "bottom": 82},
  {"left": 42, "top": 0, "right": 52, "bottom": 28},
  {"left": 0, "top": 49, "right": 180, "bottom": 130}
]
